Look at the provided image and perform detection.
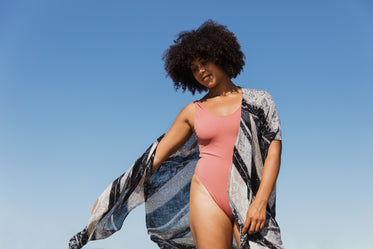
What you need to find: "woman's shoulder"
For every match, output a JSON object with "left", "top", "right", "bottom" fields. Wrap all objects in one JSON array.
[
  {"left": 241, "top": 87, "right": 275, "bottom": 103},
  {"left": 177, "top": 101, "right": 196, "bottom": 120},
  {"left": 241, "top": 87, "right": 271, "bottom": 97}
]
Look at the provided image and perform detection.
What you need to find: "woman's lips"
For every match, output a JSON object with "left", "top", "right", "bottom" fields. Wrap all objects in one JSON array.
[{"left": 202, "top": 74, "right": 211, "bottom": 82}]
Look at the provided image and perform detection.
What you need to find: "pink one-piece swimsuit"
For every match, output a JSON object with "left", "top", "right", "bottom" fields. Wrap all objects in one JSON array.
[{"left": 194, "top": 100, "right": 241, "bottom": 221}]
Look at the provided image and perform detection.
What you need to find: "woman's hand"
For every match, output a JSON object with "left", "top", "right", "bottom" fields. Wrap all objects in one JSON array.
[
  {"left": 241, "top": 140, "right": 281, "bottom": 235},
  {"left": 242, "top": 199, "right": 267, "bottom": 235}
]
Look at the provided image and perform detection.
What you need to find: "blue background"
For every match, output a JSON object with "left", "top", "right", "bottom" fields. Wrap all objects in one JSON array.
[{"left": 1, "top": 0, "right": 372, "bottom": 248}]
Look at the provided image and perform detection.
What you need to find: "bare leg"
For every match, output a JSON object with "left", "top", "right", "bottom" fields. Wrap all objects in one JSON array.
[
  {"left": 189, "top": 174, "right": 233, "bottom": 249},
  {"left": 233, "top": 221, "right": 241, "bottom": 248}
]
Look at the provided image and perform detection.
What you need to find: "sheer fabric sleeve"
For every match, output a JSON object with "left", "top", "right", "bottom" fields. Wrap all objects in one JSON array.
[{"left": 262, "top": 91, "right": 282, "bottom": 142}]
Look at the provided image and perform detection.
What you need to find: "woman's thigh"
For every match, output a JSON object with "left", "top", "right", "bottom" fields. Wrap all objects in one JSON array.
[
  {"left": 233, "top": 221, "right": 241, "bottom": 248},
  {"left": 189, "top": 174, "right": 234, "bottom": 249}
]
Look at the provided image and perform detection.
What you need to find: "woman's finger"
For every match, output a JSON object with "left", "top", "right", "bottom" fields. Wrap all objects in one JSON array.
[
  {"left": 254, "top": 221, "right": 262, "bottom": 234},
  {"left": 242, "top": 217, "right": 251, "bottom": 234},
  {"left": 259, "top": 220, "right": 265, "bottom": 231},
  {"left": 248, "top": 219, "right": 257, "bottom": 234}
]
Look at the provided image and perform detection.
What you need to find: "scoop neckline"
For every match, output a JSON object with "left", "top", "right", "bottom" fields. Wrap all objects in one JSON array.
[{"left": 196, "top": 88, "right": 243, "bottom": 117}]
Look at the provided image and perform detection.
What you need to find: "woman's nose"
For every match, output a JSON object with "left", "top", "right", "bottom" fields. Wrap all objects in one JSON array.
[{"left": 198, "top": 66, "right": 206, "bottom": 73}]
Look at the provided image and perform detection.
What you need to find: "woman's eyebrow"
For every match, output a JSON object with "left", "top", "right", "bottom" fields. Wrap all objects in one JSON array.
[{"left": 190, "top": 58, "right": 204, "bottom": 66}]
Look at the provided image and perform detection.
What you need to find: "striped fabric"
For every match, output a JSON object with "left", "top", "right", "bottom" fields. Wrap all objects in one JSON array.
[{"left": 69, "top": 88, "right": 283, "bottom": 249}]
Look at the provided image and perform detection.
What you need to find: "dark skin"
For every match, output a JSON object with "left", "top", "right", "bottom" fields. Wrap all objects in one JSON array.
[{"left": 153, "top": 58, "right": 281, "bottom": 248}]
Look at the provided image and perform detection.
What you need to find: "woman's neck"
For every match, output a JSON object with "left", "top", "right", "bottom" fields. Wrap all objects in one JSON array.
[{"left": 206, "top": 79, "right": 240, "bottom": 98}]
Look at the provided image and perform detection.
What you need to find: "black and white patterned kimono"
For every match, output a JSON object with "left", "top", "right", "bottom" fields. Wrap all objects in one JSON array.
[{"left": 69, "top": 88, "right": 283, "bottom": 249}]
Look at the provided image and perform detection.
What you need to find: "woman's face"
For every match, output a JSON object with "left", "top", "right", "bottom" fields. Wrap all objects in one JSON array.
[{"left": 190, "top": 58, "right": 228, "bottom": 89}]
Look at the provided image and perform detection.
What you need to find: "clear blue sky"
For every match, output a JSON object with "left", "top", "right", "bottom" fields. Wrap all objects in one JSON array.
[{"left": 1, "top": 1, "right": 372, "bottom": 249}]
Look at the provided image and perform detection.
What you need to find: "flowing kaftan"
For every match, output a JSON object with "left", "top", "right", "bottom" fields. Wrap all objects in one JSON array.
[{"left": 69, "top": 88, "right": 283, "bottom": 249}]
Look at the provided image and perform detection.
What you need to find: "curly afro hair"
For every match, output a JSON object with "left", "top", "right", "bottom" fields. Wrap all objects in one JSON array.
[{"left": 163, "top": 20, "right": 245, "bottom": 95}]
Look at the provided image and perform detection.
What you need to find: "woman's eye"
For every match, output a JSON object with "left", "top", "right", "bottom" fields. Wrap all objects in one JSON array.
[
  {"left": 191, "top": 67, "right": 198, "bottom": 73},
  {"left": 201, "top": 60, "right": 208, "bottom": 66}
]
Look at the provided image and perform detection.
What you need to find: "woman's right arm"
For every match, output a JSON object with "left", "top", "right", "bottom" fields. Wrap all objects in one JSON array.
[{"left": 152, "top": 103, "right": 195, "bottom": 171}]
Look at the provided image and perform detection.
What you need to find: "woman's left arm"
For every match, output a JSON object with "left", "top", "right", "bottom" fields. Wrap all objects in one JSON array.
[{"left": 242, "top": 140, "right": 282, "bottom": 235}]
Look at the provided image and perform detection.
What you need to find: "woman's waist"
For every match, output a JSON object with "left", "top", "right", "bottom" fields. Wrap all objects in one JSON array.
[
  {"left": 199, "top": 147, "right": 233, "bottom": 160},
  {"left": 195, "top": 156, "right": 233, "bottom": 173},
  {"left": 197, "top": 153, "right": 233, "bottom": 163}
]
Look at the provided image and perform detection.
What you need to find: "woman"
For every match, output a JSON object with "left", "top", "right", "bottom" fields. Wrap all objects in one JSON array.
[
  {"left": 69, "top": 20, "right": 283, "bottom": 249},
  {"left": 154, "top": 20, "right": 282, "bottom": 249}
]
